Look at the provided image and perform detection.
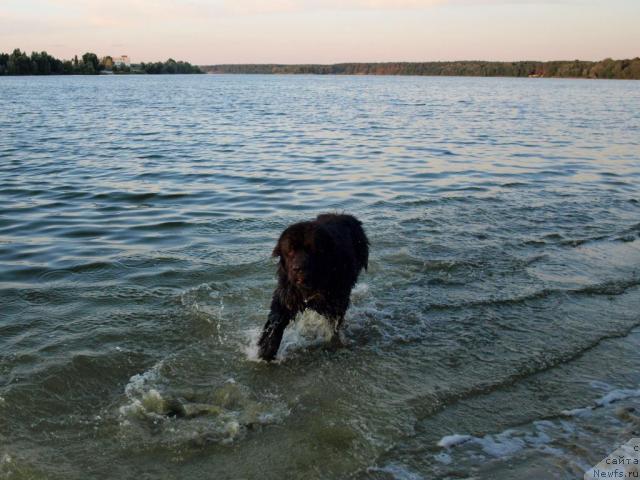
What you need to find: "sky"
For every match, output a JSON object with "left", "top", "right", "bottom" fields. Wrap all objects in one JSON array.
[{"left": 0, "top": 0, "right": 638, "bottom": 64}]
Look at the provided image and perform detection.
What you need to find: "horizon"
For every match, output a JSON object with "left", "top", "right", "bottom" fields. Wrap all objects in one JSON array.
[
  {"left": 1, "top": 0, "right": 639, "bottom": 64},
  {"left": 4, "top": 51, "right": 640, "bottom": 66}
]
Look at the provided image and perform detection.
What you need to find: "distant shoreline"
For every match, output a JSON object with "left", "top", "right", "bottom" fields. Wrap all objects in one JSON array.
[
  {"left": 0, "top": 49, "right": 203, "bottom": 76},
  {"left": 200, "top": 59, "right": 640, "bottom": 80}
]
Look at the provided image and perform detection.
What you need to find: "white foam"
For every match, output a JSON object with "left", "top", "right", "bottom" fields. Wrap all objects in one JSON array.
[
  {"left": 279, "top": 310, "right": 335, "bottom": 357},
  {"left": 560, "top": 383, "right": 640, "bottom": 415},
  {"left": 434, "top": 452, "right": 452, "bottom": 464},
  {"left": 243, "top": 281, "right": 372, "bottom": 363},
  {"left": 119, "top": 360, "right": 165, "bottom": 419},
  {"left": 118, "top": 366, "right": 290, "bottom": 448},
  {"left": 525, "top": 422, "right": 553, "bottom": 445},
  {"left": 438, "top": 425, "right": 557, "bottom": 459},
  {"left": 372, "top": 464, "right": 424, "bottom": 480},
  {"left": 243, "top": 327, "right": 264, "bottom": 362},
  {"left": 595, "top": 387, "right": 640, "bottom": 407},
  {"left": 475, "top": 430, "right": 526, "bottom": 457},
  {"left": 561, "top": 406, "right": 593, "bottom": 417},
  {"left": 438, "top": 434, "right": 473, "bottom": 448},
  {"left": 558, "top": 420, "right": 577, "bottom": 434},
  {"left": 244, "top": 310, "right": 336, "bottom": 362},
  {"left": 590, "top": 380, "right": 613, "bottom": 391},
  {"left": 351, "top": 282, "right": 370, "bottom": 303},
  {"left": 123, "top": 361, "right": 162, "bottom": 398}
]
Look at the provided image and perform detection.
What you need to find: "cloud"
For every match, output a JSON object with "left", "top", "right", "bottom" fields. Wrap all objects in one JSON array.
[
  {"left": 220, "top": 0, "right": 576, "bottom": 14},
  {"left": 2, "top": 0, "right": 443, "bottom": 27},
  {"left": 23, "top": 0, "right": 578, "bottom": 19},
  {"left": 222, "top": 0, "right": 443, "bottom": 14}
]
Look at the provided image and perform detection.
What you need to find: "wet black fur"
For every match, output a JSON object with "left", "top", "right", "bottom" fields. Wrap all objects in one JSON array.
[{"left": 257, "top": 214, "right": 369, "bottom": 361}]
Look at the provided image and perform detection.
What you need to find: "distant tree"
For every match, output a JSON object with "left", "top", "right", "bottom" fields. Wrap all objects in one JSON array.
[
  {"left": 80, "top": 52, "right": 101, "bottom": 74},
  {"left": 0, "top": 52, "right": 9, "bottom": 75},
  {"left": 165, "top": 58, "right": 177, "bottom": 74},
  {"left": 626, "top": 58, "right": 640, "bottom": 79},
  {"left": 101, "top": 56, "right": 114, "bottom": 70},
  {"left": 137, "top": 58, "right": 201, "bottom": 74},
  {"left": 112, "top": 63, "right": 131, "bottom": 74},
  {"left": 30, "top": 51, "right": 58, "bottom": 75},
  {"left": 6, "top": 49, "right": 26, "bottom": 74},
  {"left": 62, "top": 60, "right": 74, "bottom": 74}
]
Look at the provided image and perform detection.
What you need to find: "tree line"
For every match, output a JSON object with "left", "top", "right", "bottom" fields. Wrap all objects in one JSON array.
[
  {"left": 137, "top": 60, "right": 203, "bottom": 74},
  {"left": 202, "top": 58, "right": 640, "bottom": 80},
  {"left": 0, "top": 49, "right": 203, "bottom": 75}
]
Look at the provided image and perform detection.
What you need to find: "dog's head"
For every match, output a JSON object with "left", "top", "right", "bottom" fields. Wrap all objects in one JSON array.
[{"left": 272, "top": 221, "right": 334, "bottom": 292}]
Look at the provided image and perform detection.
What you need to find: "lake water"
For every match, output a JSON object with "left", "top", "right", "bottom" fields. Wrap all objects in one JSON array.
[{"left": 1, "top": 74, "right": 639, "bottom": 479}]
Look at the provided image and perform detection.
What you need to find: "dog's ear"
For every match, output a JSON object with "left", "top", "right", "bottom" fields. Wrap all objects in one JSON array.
[
  {"left": 273, "top": 234, "right": 288, "bottom": 258},
  {"left": 272, "top": 241, "right": 282, "bottom": 258}
]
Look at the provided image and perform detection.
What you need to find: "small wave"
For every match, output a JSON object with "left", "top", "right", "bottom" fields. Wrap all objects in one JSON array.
[
  {"left": 621, "top": 222, "right": 640, "bottom": 235},
  {"left": 427, "top": 276, "right": 640, "bottom": 312},
  {"left": 59, "top": 227, "right": 108, "bottom": 239},
  {"left": 577, "top": 278, "right": 640, "bottom": 296},
  {"left": 67, "top": 261, "right": 114, "bottom": 275},
  {"left": 411, "top": 319, "right": 640, "bottom": 421},
  {"left": 92, "top": 191, "right": 190, "bottom": 203},
  {"left": 403, "top": 147, "right": 457, "bottom": 157},
  {"left": 559, "top": 234, "right": 609, "bottom": 247},
  {"left": 617, "top": 235, "right": 638, "bottom": 243},
  {"left": 502, "top": 182, "right": 529, "bottom": 188},
  {"left": 130, "top": 220, "right": 193, "bottom": 231},
  {"left": 37, "top": 268, "right": 79, "bottom": 283},
  {"left": 530, "top": 223, "right": 640, "bottom": 248},
  {"left": 0, "top": 187, "right": 49, "bottom": 197}
]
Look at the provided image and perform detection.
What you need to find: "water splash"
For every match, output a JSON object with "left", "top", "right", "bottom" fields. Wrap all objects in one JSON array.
[{"left": 118, "top": 362, "right": 290, "bottom": 449}]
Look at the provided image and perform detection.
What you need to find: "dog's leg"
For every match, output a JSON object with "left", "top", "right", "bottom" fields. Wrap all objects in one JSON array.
[
  {"left": 257, "top": 295, "right": 296, "bottom": 361},
  {"left": 327, "top": 314, "right": 346, "bottom": 350}
]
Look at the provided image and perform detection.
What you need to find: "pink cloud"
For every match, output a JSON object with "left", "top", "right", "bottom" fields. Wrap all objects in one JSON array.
[
  {"left": 221, "top": 0, "right": 574, "bottom": 14},
  {"left": 35, "top": 0, "right": 575, "bottom": 18}
]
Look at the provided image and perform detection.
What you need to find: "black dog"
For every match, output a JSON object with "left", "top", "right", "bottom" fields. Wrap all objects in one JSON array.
[{"left": 257, "top": 214, "right": 369, "bottom": 361}]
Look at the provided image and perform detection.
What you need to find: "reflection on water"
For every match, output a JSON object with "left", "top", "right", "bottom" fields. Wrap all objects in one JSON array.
[{"left": 0, "top": 75, "right": 639, "bottom": 479}]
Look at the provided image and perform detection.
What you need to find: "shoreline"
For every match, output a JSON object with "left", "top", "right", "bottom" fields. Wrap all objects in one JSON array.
[
  {"left": 200, "top": 58, "right": 640, "bottom": 80},
  {"left": 2, "top": 72, "right": 638, "bottom": 81},
  {"left": 199, "top": 72, "right": 639, "bottom": 81}
]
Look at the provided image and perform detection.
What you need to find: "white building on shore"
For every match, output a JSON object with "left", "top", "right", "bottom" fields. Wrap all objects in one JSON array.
[{"left": 112, "top": 55, "right": 131, "bottom": 67}]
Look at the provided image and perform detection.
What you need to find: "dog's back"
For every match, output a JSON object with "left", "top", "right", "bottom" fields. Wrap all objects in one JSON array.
[{"left": 316, "top": 213, "right": 369, "bottom": 274}]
